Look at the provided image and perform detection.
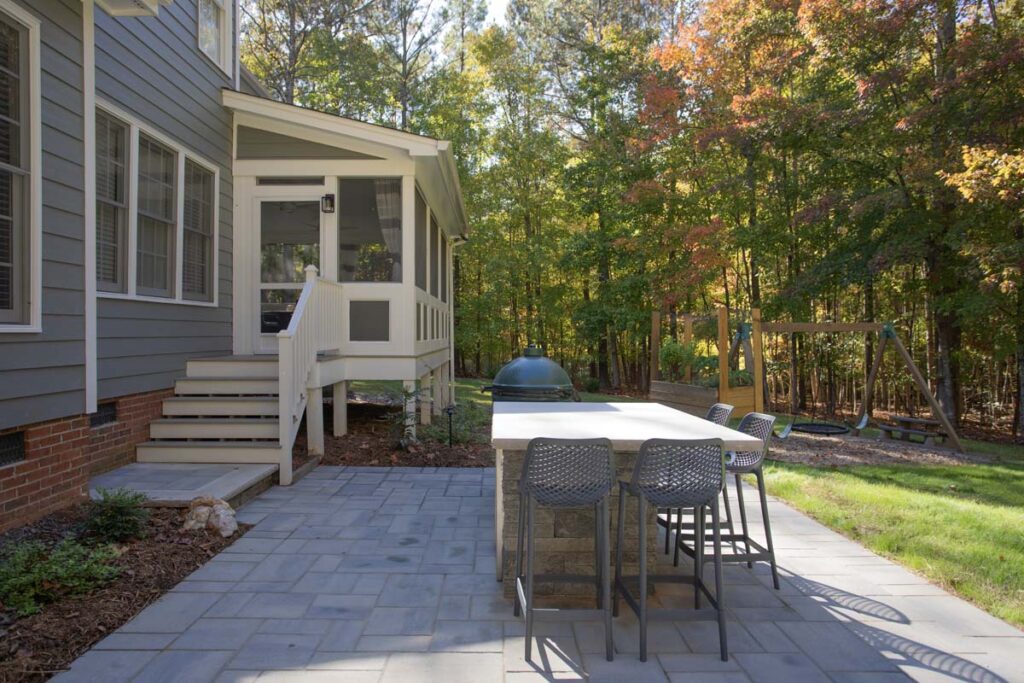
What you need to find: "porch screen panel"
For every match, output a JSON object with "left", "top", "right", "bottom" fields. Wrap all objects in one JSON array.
[
  {"left": 96, "top": 112, "right": 127, "bottom": 291},
  {"left": 338, "top": 178, "right": 401, "bottom": 282},
  {"left": 415, "top": 191, "right": 426, "bottom": 290},
  {"left": 136, "top": 135, "right": 176, "bottom": 297},
  {"left": 0, "top": 15, "right": 27, "bottom": 322},
  {"left": 429, "top": 214, "right": 438, "bottom": 297},
  {"left": 183, "top": 160, "right": 214, "bottom": 300}
]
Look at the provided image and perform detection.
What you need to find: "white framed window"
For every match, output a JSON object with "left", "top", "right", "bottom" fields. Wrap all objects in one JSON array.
[
  {"left": 198, "top": 0, "right": 232, "bottom": 75},
  {"left": 0, "top": 1, "right": 40, "bottom": 333},
  {"left": 182, "top": 160, "right": 214, "bottom": 300},
  {"left": 95, "top": 102, "right": 219, "bottom": 307},
  {"left": 96, "top": 111, "right": 128, "bottom": 292},
  {"left": 136, "top": 134, "right": 176, "bottom": 297}
]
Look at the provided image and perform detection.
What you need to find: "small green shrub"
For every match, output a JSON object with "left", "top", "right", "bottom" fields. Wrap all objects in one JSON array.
[
  {"left": 86, "top": 487, "right": 150, "bottom": 542},
  {"left": 659, "top": 339, "right": 698, "bottom": 382},
  {"left": 421, "top": 401, "right": 490, "bottom": 445},
  {"left": 581, "top": 376, "right": 600, "bottom": 393},
  {"left": 0, "top": 539, "right": 119, "bottom": 616}
]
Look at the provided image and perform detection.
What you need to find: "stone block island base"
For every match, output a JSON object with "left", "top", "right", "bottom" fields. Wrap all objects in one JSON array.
[
  {"left": 490, "top": 402, "right": 764, "bottom": 603},
  {"left": 495, "top": 447, "right": 658, "bottom": 601}
]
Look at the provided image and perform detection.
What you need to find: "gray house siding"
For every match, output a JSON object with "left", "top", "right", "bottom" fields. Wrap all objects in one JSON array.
[
  {"left": 0, "top": 0, "right": 85, "bottom": 431},
  {"left": 95, "top": 0, "right": 234, "bottom": 400}
]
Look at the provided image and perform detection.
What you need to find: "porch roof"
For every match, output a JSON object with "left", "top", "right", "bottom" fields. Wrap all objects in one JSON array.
[{"left": 221, "top": 89, "right": 469, "bottom": 240}]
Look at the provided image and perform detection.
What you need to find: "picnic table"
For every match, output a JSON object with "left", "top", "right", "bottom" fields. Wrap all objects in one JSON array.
[{"left": 879, "top": 414, "right": 947, "bottom": 446}]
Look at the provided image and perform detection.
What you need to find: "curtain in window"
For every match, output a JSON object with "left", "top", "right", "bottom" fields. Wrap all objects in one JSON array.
[{"left": 374, "top": 179, "right": 402, "bottom": 282}]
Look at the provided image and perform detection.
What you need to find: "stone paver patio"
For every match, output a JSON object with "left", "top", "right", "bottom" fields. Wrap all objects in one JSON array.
[{"left": 55, "top": 466, "right": 1022, "bottom": 682}]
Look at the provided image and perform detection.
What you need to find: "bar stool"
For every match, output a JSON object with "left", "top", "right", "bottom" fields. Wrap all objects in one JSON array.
[
  {"left": 678, "top": 412, "right": 780, "bottom": 590},
  {"left": 614, "top": 438, "right": 728, "bottom": 662},
  {"left": 661, "top": 403, "right": 737, "bottom": 562},
  {"left": 513, "top": 437, "right": 615, "bottom": 662}
]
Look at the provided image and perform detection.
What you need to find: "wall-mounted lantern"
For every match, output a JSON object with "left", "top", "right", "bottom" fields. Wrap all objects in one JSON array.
[{"left": 321, "top": 194, "right": 336, "bottom": 213}]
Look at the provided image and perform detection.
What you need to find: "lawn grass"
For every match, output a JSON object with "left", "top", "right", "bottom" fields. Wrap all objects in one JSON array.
[{"left": 762, "top": 458, "right": 1024, "bottom": 628}]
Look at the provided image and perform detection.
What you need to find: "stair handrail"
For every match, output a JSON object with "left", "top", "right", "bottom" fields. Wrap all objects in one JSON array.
[{"left": 276, "top": 265, "right": 344, "bottom": 484}]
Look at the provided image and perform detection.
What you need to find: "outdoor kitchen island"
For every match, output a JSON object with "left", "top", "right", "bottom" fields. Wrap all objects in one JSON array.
[{"left": 491, "top": 401, "right": 764, "bottom": 600}]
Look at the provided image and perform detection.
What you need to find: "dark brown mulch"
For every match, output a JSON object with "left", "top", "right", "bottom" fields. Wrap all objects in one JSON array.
[
  {"left": 294, "top": 401, "right": 493, "bottom": 469},
  {"left": 0, "top": 505, "right": 250, "bottom": 683}
]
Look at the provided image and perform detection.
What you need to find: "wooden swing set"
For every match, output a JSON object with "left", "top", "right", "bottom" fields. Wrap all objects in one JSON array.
[{"left": 651, "top": 309, "right": 965, "bottom": 452}]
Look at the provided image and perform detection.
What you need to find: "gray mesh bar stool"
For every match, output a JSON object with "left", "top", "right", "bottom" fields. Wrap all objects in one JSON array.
[
  {"left": 513, "top": 437, "right": 615, "bottom": 662},
  {"left": 677, "top": 412, "right": 780, "bottom": 590},
  {"left": 614, "top": 438, "right": 728, "bottom": 662},
  {"left": 661, "top": 403, "right": 737, "bottom": 561}
]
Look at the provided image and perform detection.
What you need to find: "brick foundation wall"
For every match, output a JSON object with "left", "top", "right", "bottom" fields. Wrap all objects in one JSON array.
[{"left": 0, "top": 388, "right": 171, "bottom": 533}]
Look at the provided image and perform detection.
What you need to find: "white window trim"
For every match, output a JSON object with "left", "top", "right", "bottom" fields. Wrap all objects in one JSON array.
[
  {"left": 0, "top": 0, "right": 41, "bottom": 334},
  {"left": 198, "top": 0, "right": 233, "bottom": 77},
  {"left": 95, "top": 99, "right": 220, "bottom": 308}
]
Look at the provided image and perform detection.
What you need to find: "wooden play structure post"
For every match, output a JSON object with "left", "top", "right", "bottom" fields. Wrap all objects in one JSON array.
[
  {"left": 850, "top": 324, "right": 964, "bottom": 452},
  {"left": 683, "top": 316, "right": 693, "bottom": 383},
  {"left": 717, "top": 308, "right": 729, "bottom": 394},
  {"left": 752, "top": 308, "right": 764, "bottom": 413},
  {"left": 650, "top": 308, "right": 661, "bottom": 385}
]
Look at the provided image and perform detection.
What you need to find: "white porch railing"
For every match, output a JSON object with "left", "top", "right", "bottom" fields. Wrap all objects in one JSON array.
[{"left": 277, "top": 265, "right": 344, "bottom": 484}]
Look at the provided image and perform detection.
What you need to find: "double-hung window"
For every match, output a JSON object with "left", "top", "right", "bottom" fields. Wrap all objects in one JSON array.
[
  {"left": 183, "top": 160, "right": 214, "bottom": 300},
  {"left": 96, "top": 112, "right": 128, "bottom": 292},
  {"left": 0, "top": 3, "right": 38, "bottom": 329},
  {"left": 198, "top": 0, "right": 231, "bottom": 74},
  {"left": 95, "top": 105, "right": 218, "bottom": 305},
  {"left": 136, "top": 135, "right": 176, "bottom": 297}
]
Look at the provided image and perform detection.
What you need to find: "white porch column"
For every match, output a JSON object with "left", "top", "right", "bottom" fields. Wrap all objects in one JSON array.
[
  {"left": 332, "top": 381, "right": 348, "bottom": 436},
  {"left": 307, "top": 386, "right": 324, "bottom": 455},
  {"left": 420, "top": 373, "right": 432, "bottom": 425},
  {"left": 403, "top": 379, "right": 417, "bottom": 439},
  {"left": 432, "top": 364, "right": 444, "bottom": 416}
]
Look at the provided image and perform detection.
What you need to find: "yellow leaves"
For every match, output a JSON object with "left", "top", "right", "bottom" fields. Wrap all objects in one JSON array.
[{"left": 943, "top": 146, "right": 1024, "bottom": 206}]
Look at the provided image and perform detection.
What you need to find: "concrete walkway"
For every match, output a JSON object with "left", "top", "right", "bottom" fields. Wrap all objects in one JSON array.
[{"left": 55, "top": 466, "right": 1022, "bottom": 682}]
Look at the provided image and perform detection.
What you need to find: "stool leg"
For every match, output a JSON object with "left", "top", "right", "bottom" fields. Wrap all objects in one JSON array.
[
  {"left": 663, "top": 508, "right": 671, "bottom": 555},
  {"left": 721, "top": 478, "right": 739, "bottom": 555},
  {"left": 514, "top": 493, "right": 526, "bottom": 617},
  {"left": 613, "top": 489, "right": 626, "bottom": 618},
  {"left": 755, "top": 468, "right": 780, "bottom": 590},
  {"left": 525, "top": 497, "right": 536, "bottom": 662},
  {"left": 638, "top": 495, "right": 648, "bottom": 663},
  {"left": 601, "top": 498, "right": 613, "bottom": 661},
  {"left": 734, "top": 473, "right": 753, "bottom": 568},
  {"left": 711, "top": 497, "right": 728, "bottom": 661},
  {"left": 673, "top": 507, "right": 683, "bottom": 567},
  {"left": 594, "top": 502, "right": 602, "bottom": 609},
  {"left": 694, "top": 505, "right": 705, "bottom": 609}
]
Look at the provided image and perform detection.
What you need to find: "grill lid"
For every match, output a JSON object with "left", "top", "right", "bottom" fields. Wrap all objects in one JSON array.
[{"left": 484, "top": 344, "right": 576, "bottom": 401}]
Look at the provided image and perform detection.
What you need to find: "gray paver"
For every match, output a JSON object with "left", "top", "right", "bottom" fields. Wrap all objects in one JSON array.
[
  {"left": 381, "top": 652, "right": 503, "bottom": 683},
  {"left": 51, "top": 650, "right": 156, "bottom": 683},
  {"left": 58, "top": 466, "right": 1022, "bottom": 683},
  {"left": 131, "top": 650, "right": 234, "bottom": 683}
]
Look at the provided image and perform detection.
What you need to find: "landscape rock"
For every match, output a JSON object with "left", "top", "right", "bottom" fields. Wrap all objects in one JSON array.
[{"left": 182, "top": 497, "right": 238, "bottom": 537}]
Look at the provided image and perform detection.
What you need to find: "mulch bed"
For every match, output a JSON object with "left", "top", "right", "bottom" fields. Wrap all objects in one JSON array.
[
  {"left": 769, "top": 431, "right": 994, "bottom": 467},
  {"left": 293, "top": 401, "right": 493, "bottom": 468},
  {"left": 0, "top": 505, "right": 249, "bottom": 683}
]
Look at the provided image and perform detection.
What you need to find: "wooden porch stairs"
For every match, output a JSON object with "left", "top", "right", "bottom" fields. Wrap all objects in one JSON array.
[{"left": 136, "top": 356, "right": 284, "bottom": 468}]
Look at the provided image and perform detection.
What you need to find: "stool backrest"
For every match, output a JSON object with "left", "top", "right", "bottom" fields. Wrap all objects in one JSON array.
[
  {"left": 730, "top": 412, "right": 776, "bottom": 470},
  {"left": 629, "top": 438, "right": 724, "bottom": 508},
  {"left": 705, "top": 403, "right": 735, "bottom": 426},
  {"left": 521, "top": 437, "right": 614, "bottom": 506}
]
